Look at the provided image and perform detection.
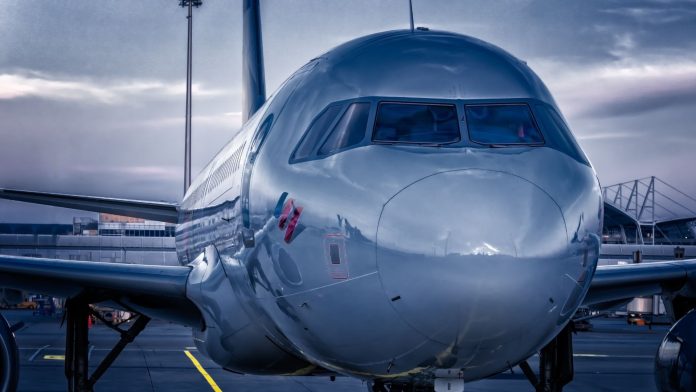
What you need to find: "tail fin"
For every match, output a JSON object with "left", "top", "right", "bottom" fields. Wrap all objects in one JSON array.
[{"left": 242, "top": 0, "right": 266, "bottom": 122}]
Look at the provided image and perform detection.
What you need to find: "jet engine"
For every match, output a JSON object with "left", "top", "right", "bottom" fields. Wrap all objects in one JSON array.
[
  {"left": 655, "top": 309, "right": 696, "bottom": 392},
  {"left": 0, "top": 313, "right": 19, "bottom": 392}
]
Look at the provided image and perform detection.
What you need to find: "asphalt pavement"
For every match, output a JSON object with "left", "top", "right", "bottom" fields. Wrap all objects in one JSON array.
[{"left": 4, "top": 310, "right": 666, "bottom": 391}]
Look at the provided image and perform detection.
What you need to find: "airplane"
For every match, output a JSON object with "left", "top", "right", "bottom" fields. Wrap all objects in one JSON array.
[{"left": 1, "top": 1, "right": 695, "bottom": 392}]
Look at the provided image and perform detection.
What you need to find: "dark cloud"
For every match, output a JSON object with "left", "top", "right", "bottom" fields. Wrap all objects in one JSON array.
[
  {"left": 1, "top": 0, "right": 695, "bottom": 222},
  {"left": 590, "top": 78, "right": 696, "bottom": 117},
  {"left": 538, "top": 62, "right": 696, "bottom": 118},
  {"left": 417, "top": 0, "right": 696, "bottom": 64}
]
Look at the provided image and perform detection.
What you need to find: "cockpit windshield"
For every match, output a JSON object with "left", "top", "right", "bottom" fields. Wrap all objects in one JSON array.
[
  {"left": 292, "top": 104, "right": 344, "bottom": 161},
  {"left": 289, "top": 99, "right": 571, "bottom": 164},
  {"left": 373, "top": 102, "right": 460, "bottom": 144},
  {"left": 319, "top": 102, "right": 370, "bottom": 156},
  {"left": 465, "top": 104, "right": 543, "bottom": 145}
]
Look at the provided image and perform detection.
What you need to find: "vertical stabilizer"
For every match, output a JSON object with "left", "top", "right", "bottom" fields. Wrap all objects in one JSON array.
[{"left": 242, "top": 0, "right": 266, "bottom": 122}]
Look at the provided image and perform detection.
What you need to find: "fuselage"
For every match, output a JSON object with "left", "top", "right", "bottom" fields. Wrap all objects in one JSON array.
[{"left": 174, "top": 30, "right": 603, "bottom": 384}]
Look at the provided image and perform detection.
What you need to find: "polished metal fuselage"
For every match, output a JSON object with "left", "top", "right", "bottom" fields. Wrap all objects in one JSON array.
[{"left": 175, "top": 30, "right": 603, "bottom": 383}]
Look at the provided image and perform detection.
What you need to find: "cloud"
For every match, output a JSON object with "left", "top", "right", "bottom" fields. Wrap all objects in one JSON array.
[
  {"left": 537, "top": 61, "right": 696, "bottom": 118},
  {"left": 608, "top": 32, "right": 637, "bottom": 58},
  {"left": 140, "top": 113, "right": 243, "bottom": 129},
  {"left": 602, "top": 5, "right": 696, "bottom": 25},
  {"left": 575, "top": 132, "right": 635, "bottom": 141},
  {"left": 73, "top": 164, "right": 180, "bottom": 180},
  {"left": 0, "top": 71, "right": 229, "bottom": 104}
]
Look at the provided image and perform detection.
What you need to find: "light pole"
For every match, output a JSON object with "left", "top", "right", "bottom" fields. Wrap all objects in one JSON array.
[{"left": 180, "top": 0, "right": 202, "bottom": 195}]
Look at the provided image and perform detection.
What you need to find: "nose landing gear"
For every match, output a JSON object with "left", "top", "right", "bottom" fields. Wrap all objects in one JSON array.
[
  {"left": 519, "top": 323, "right": 574, "bottom": 392},
  {"left": 368, "top": 324, "right": 575, "bottom": 392},
  {"left": 369, "top": 380, "right": 433, "bottom": 392},
  {"left": 369, "top": 380, "right": 459, "bottom": 392},
  {"left": 369, "top": 380, "right": 388, "bottom": 392}
]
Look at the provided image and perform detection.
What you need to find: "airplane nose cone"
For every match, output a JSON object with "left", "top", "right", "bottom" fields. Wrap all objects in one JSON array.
[{"left": 376, "top": 169, "right": 569, "bottom": 351}]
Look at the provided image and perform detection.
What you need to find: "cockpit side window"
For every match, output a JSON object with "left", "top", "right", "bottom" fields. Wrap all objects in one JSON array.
[
  {"left": 292, "top": 104, "right": 344, "bottom": 161},
  {"left": 465, "top": 104, "right": 543, "bottom": 145},
  {"left": 534, "top": 104, "right": 590, "bottom": 166},
  {"left": 372, "top": 102, "right": 460, "bottom": 144},
  {"left": 318, "top": 102, "right": 370, "bottom": 156}
]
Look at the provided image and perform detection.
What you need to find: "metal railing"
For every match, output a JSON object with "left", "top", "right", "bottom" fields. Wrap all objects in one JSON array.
[{"left": 602, "top": 176, "right": 696, "bottom": 224}]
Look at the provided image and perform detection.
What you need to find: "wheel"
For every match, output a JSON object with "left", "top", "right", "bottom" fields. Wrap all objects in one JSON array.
[
  {"left": 389, "top": 384, "right": 406, "bottom": 392},
  {"left": 0, "top": 313, "right": 19, "bottom": 392},
  {"left": 368, "top": 380, "right": 388, "bottom": 392}
]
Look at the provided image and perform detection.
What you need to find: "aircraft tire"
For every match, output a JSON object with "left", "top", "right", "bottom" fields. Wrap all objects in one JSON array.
[{"left": 0, "top": 313, "right": 19, "bottom": 392}]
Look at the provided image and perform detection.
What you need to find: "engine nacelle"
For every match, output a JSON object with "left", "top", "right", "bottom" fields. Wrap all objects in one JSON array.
[
  {"left": 655, "top": 309, "right": 696, "bottom": 392},
  {"left": 0, "top": 313, "right": 19, "bottom": 392},
  {"left": 187, "top": 246, "right": 314, "bottom": 375}
]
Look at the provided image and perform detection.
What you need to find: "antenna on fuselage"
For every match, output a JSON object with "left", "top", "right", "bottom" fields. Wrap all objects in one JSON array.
[
  {"left": 242, "top": 0, "right": 267, "bottom": 123},
  {"left": 408, "top": 0, "right": 415, "bottom": 32}
]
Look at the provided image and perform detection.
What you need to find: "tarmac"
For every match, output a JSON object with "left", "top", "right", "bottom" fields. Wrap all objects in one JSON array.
[{"left": 5, "top": 310, "right": 666, "bottom": 391}]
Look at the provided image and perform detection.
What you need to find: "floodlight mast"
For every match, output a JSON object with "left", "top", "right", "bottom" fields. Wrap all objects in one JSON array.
[
  {"left": 180, "top": 0, "right": 202, "bottom": 195},
  {"left": 408, "top": 0, "right": 415, "bottom": 32}
]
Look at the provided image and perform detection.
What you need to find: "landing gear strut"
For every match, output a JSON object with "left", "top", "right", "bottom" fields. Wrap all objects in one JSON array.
[
  {"left": 368, "top": 380, "right": 435, "bottom": 392},
  {"left": 520, "top": 323, "right": 574, "bottom": 392},
  {"left": 64, "top": 297, "right": 150, "bottom": 392},
  {"left": 370, "top": 380, "right": 388, "bottom": 392}
]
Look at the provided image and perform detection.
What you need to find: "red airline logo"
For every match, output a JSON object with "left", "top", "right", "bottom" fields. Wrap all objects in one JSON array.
[{"left": 278, "top": 197, "right": 303, "bottom": 243}]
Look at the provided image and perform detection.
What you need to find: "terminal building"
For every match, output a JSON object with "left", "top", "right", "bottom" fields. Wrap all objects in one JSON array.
[
  {"left": 0, "top": 213, "right": 177, "bottom": 266},
  {"left": 0, "top": 178, "right": 694, "bottom": 266},
  {"left": 598, "top": 177, "right": 696, "bottom": 320},
  {"left": 0, "top": 176, "right": 694, "bottom": 317},
  {"left": 600, "top": 177, "right": 696, "bottom": 263}
]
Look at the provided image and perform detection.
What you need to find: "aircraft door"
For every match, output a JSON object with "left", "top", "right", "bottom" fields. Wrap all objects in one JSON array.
[{"left": 240, "top": 114, "right": 274, "bottom": 247}]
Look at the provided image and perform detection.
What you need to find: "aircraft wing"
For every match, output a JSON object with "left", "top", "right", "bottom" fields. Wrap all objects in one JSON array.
[
  {"left": 0, "top": 188, "right": 179, "bottom": 223},
  {"left": 0, "top": 255, "right": 201, "bottom": 327},
  {"left": 584, "top": 259, "right": 696, "bottom": 306}
]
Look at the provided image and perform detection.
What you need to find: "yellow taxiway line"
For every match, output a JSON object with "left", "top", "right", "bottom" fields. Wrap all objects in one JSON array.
[{"left": 184, "top": 350, "right": 223, "bottom": 392}]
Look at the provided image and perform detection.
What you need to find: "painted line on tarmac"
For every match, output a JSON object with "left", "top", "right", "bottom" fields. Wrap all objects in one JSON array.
[
  {"left": 28, "top": 345, "right": 50, "bottom": 362},
  {"left": 88, "top": 345, "right": 95, "bottom": 360},
  {"left": 184, "top": 350, "right": 222, "bottom": 392},
  {"left": 573, "top": 353, "right": 653, "bottom": 359},
  {"left": 43, "top": 355, "right": 65, "bottom": 361},
  {"left": 22, "top": 347, "right": 195, "bottom": 352}
]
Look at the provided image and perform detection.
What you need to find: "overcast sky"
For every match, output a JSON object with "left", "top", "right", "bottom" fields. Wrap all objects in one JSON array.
[{"left": 1, "top": 0, "right": 695, "bottom": 223}]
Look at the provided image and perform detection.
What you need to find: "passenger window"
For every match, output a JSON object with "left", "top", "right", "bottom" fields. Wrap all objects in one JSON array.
[
  {"left": 318, "top": 102, "right": 370, "bottom": 156},
  {"left": 373, "top": 102, "right": 460, "bottom": 144},
  {"left": 293, "top": 104, "right": 344, "bottom": 161},
  {"left": 465, "top": 104, "right": 543, "bottom": 145}
]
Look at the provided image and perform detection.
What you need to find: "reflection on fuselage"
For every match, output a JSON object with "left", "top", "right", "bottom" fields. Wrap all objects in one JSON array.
[{"left": 175, "top": 30, "right": 603, "bottom": 383}]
